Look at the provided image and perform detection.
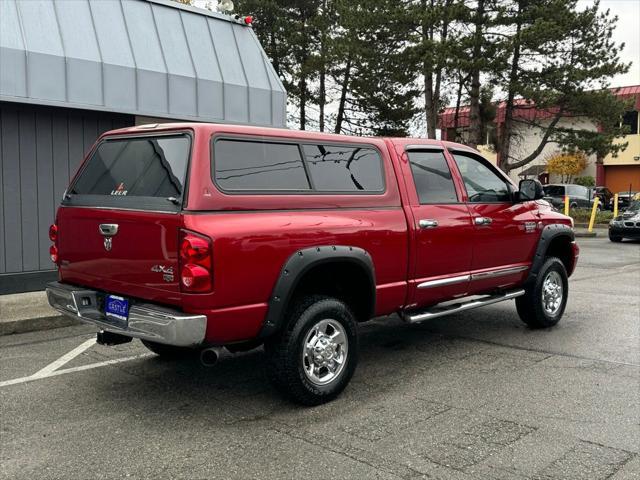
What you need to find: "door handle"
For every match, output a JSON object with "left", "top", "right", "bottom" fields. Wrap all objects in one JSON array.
[
  {"left": 99, "top": 224, "right": 119, "bottom": 236},
  {"left": 419, "top": 219, "right": 439, "bottom": 229},
  {"left": 474, "top": 217, "right": 493, "bottom": 226}
]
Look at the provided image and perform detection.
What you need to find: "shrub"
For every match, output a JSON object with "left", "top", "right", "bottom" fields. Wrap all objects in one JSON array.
[
  {"left": 574, "top": 176, "right": 595, "bottom": 187},
  {"left": 569, "top": 208, "right": 613, "bottom": 224}
]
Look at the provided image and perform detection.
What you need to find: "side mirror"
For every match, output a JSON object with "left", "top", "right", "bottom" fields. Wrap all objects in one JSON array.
[{"left": 518, "top": 179, "right": 544, "bottom": 201}]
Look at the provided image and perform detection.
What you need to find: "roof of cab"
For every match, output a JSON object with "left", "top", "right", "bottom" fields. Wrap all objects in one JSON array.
[{"left": 103, "top": 122, "right": 475, "bottom": 151}]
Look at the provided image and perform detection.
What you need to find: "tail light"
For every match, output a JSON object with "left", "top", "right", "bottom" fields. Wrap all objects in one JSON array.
[
  {"left": 49, "top": 224, "right": 58, "bottom": 242},
  {"left": 179, "top": 230, "right": 213, "bottom": 293},
  {"left": 49, "top": 223, "right": 59, "bottom": 265},
  {"left": 49, "top": 245, "right": 58, "bottom": 263}
]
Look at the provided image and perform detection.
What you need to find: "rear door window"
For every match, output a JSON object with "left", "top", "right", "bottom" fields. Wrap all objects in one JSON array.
[
  {"left": 301, "top": 144, "right": 384, "bottom": 192},
  {"left": 65, "top": 133, "right": 191, "bottom": 211},
  {"left": 213, "top": 139, "right": 311, "bottom": 191},
  {"left": 407, "top": 151, "right": 458, "bottom": 203}
]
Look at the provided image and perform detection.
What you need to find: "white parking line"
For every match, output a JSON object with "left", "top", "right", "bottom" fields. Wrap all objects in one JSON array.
[
  {"left": 0, "top": 337, "right": 154, "bottom": 388},
  {"left": 0, "top": 354, "right": 153, "bottom": 388},
  {"left": 32, "top": 338, "right": 96, "bottom": 378}
]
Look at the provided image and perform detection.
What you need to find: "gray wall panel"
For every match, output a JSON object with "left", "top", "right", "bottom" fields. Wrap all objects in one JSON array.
[
  {"left": 0, "top": 47, "right": 27, "bottom": 98},
  {"left": 27, "top": 53, "right": 66, "bottom": 102},
  {"left": 168, "top": 74, "right": 197, "bottom": 117},
  {"left": 197, "top": 79, "right": 223, "bottom": 120},
  {"left": 0, "top": 102, "right": 134, "bottom": 277},
  {"left": 18, "top": 110, "right": 39, "bottom": 272},
  {"left": 51, "top": 112, "right": 70, "bottom": 207},
  {"left": 103, "top": 65, "right": 137, "bottom": 111},
  {"left": 35, "top": 112, "right": 54, "bottom": 270},
  {"left": 67, "top": 59, "right": 104, "bottom": 106},
  {"left": 137, "top": 70, "right": 168, "bottom": 114},
  {"left": 0, "top": 109, "right": 22, "bottom": 273}
]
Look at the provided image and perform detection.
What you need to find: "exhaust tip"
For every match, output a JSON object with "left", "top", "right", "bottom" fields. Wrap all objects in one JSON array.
[{"left": 200, "top": 347, "right": 219, "bottom": 367}]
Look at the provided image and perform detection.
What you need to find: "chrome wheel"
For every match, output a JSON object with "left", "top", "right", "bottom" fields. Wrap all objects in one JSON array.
[
  {"left": 302, "top": 319, "right": 348, "bottom": 386},
  {"left": 542, "top": 270, "right": 563, "bottom": 316}
]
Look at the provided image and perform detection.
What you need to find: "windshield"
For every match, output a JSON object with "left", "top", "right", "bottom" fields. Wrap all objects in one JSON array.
[{"left": 626, "top": 200, "right": 640, "bottom": 212}]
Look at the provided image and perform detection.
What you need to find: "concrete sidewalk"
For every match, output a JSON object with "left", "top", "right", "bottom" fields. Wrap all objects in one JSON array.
[{"left": 0, "top": 291, "right": 77, "bottom": 336}]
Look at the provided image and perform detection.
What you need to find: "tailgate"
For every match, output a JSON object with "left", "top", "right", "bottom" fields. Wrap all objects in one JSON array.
[
  {"left": 57, "top": 207, "right": 183, "bottom": 304},
  {"left": 56, "top": 132, "right": 192, "bottom": 306}
]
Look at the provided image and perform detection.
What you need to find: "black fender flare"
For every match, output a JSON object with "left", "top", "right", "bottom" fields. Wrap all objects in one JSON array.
[
  {"left": 527, "top": 224, "right": 575, "bottom": 285},
  {"left": 258, "top": 245, "right": 376, "bottom": 338}
]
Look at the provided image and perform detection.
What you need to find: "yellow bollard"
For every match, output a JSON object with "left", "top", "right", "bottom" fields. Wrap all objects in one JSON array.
[
  {"left": 588, "top": 197, "right": 600, "bottom": 233},
  {"left": 564, "top": 195, "right": 570, "bottom": 216},
  {"left": 613, "top": 193, "right": 619, "bottom": 217}
]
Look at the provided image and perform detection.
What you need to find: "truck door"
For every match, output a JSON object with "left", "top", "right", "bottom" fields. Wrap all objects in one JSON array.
[
  {"left": 448, "top": 150, "right": 539, "bottom": 295},
  {"left": 402, "top": 148, "right": 474, "bottom": 307}
]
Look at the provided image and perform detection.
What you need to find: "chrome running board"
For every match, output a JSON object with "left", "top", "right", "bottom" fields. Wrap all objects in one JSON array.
[{"left": 403, "top": 289, "right": 525, "bottom": 324}]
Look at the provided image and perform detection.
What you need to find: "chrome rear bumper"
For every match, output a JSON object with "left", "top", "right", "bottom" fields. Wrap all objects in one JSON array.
[{"left": 46, "top": 282, "right": 206, "bottom": 347}]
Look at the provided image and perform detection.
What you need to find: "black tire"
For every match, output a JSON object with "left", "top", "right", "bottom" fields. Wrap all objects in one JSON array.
[
  {"left": 609, "top": 232, "right": 623, "bottom": 242},
  {"left": 264, "top": 295, "right": 358, "bottom": 406},
  {"left": 141, "top": 340, "right": 198, "bottom": 359},
  {"left": 516, "top": 257, "right": 568, "bottom": 329}
]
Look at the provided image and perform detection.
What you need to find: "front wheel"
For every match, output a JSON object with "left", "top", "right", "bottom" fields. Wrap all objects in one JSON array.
[
  {"left": 609, "top": 232, "right": 622, "bottom": 242},
  {"left": 265, "top": 295, "right": 358, "bottom": 405},
  {"left": 516, "top": 257, "right": 568, "bottom": 328}
]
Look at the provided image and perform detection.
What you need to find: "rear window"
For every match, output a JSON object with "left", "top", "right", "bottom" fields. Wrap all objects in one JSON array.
[{"left": 65, "top": 133, "right": 190, "bottom": 211}]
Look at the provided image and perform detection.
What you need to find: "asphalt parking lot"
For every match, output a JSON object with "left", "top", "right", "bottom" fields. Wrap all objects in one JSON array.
[{"left": 1, "top": 236, "right": 638, "bottom": 480}]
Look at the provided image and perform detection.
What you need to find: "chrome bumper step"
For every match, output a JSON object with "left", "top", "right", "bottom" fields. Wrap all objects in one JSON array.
[
  {"left": 46, "top": 282, "right": 207, "bottom": 347},
  {"left": 403, "top": 289, "right": 525, "bottom": 324}
]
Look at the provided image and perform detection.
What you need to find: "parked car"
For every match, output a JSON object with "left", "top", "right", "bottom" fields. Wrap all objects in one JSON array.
[
  {"left": 609, "top": 198, "right": 640, "bottom": 242},
  {"left": 543, "top": 184, "right": 596, "bottom": 210},
  {"left": 610, "top": 191, "right": 639, "bottom": 211},
  {"left": 46, "top": 123, "right": 579, "bottom": 405},
  {"left": 591, "top": 186, "right": 614, "bottom": 211}
]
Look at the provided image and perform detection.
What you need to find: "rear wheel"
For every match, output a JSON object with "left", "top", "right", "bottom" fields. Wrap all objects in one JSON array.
[
  {"left": 141, "top": 340, "right": 198, "bottom": 359},
  {"left": 516, "top": 257, "right": 568, "bottom": 328},
  {"left": 265, "top": 295, "right": 358, "bottom": 405}
]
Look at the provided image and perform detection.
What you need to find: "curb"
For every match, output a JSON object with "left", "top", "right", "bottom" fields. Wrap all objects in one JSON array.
[
  {"left": 574, "top": 223, "right": 608, "bottom": 230},
  {"left": 0, "top": 315, "right": 80, "bottom": 336},
  {"left": 574, "top": 231, "right": 598, "bottom": 238}
]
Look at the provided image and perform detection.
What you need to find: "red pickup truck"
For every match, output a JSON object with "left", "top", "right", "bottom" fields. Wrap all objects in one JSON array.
[{"left": 47, "top": 123, "right": 578, "bottom": 405}]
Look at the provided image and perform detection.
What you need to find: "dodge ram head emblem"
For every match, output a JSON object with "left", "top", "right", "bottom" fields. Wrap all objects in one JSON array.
[{"left": 98, "top": 224, "right": 119, "bottom": 252}]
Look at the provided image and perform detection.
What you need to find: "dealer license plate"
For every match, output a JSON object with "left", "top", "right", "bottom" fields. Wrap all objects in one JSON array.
[{"left": 104, "top": 295, "right": 129, "bottom": 326}]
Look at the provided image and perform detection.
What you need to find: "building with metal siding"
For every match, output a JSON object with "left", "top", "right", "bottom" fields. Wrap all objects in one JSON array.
[{"left": 0, "top": 0, "right": 287, "bottom": 294}]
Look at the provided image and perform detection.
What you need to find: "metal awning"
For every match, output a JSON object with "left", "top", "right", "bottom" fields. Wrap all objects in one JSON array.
[{"left": 0, "top": 0, "right": 286, "bottom": 127}]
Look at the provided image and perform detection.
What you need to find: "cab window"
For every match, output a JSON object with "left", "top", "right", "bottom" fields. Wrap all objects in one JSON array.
[
  {"left": 407, "top": 151, "right": 458, "bottom": 203},
  {"left": 452, "top": 152, "right": 511, "bottom": 203}
]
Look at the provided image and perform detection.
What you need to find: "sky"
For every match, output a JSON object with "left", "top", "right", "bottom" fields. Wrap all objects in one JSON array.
[{"left": 579, "top": 0, "right": 640, "bottom": 88}]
